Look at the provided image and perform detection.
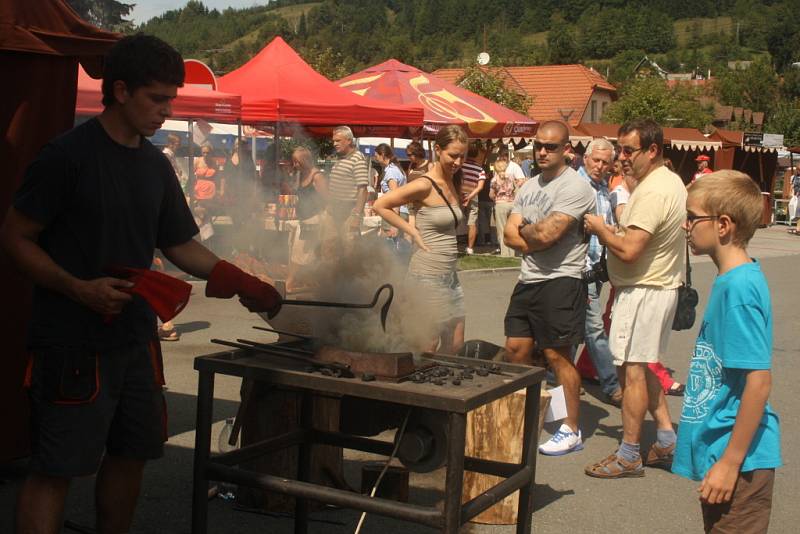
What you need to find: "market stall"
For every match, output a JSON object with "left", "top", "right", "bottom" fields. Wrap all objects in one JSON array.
[
  {"left": 0, "top": 0, "right": 119, "bottom": 462},
  {"left": 337, "top": 59, "right": 537, "bottom": 140}
]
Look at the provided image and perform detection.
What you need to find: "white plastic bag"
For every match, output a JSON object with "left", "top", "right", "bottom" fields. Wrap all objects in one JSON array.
[{"left": 789, "top": 195, "right": 798, "bottom": 221}]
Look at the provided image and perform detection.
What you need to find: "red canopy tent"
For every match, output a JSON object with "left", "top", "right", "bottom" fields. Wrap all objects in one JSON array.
[
  {"left": 217, "top": 37, "right": 423, "bottom": 134},
  {"left": 76, "top": 65, "right": 242, "bottom": 122},
  {"left": 337, "top": 59, "right": 538, "bottom": 139},
  {"left": 0, "top": 0, "right": 119, "bottom": 462}
]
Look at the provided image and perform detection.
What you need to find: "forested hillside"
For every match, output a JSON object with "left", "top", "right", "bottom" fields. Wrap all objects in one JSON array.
[{"left": 136, "top": 0, "right": 800, "bottom": 81}]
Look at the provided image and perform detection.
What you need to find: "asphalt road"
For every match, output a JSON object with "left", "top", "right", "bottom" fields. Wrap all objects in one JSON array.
[{"left": 1, "top": 225, "right": 798, "bottom": 533}]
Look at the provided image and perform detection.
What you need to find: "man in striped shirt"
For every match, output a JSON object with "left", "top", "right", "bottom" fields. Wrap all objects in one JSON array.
[
  {"left": 328, "top": 126, "right": 369, "bottom": 236},
  {"left": 461, "top": 140, "right": 487, "bottom": 255}
]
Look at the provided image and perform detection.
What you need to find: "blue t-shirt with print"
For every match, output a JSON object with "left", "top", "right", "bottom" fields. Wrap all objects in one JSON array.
[{"left": 672, "top": 261, "right": 781, "bottom": 481}]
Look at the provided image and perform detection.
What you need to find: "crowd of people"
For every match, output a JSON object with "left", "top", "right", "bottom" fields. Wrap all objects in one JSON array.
[{"left": 0, "top": 32, "right": 782, "bottom": 534}]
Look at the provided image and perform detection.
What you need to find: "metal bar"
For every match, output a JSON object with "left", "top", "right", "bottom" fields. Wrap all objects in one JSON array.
[
  {"left": 460, "top": 467, "right": 532, "bottom": 523},
  {"left": 310, "top": 429, "right": 395, "bottom": 456},
  {"left": 213, "top": 429, "right": 307, "bottom": 467},
  {"left": 210, "top": 339, "right": 352, "bottom": 377},
  {"left": 516, "top": 383, "right": 542, "bottom": 534},
  {"left": 191, "top": 370, "right": 215, "bottom": 534},
  {"left": 294, "top": 391, "right": 313, "bottom": 534},
  {"left": 253, "top": 326, "right": 313, "bottom": 341},
  {"left": 206, "top": 463, "right": 443, "bottom": 528},
  {"left": 443, "top": 412, "right": 467, "bottom": 533},
  {"left": 463, "top": 456, "right": 524, "bottom": 479},
  {"left": 236, "top": 338, "right": 313, "bottom": 356}
]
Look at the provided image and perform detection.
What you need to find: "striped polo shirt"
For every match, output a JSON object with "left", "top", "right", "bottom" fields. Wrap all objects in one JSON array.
[
  {"left": 328, "top": 149, "right": 369, "bottom": 202},
  {"left": 460, "top": 159, "right": 486, "bottom": 201}
]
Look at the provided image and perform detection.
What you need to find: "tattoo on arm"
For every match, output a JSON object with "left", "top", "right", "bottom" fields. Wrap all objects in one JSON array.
[{"left": 520, "top": 212, "right": 575, "bottom": 251}]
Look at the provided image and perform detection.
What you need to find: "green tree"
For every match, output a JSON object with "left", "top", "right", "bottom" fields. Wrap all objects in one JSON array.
[
  {"left": 455, "top": 66, "right": 533, "bottom": 115},
  {"left": 302, "top": 46, "right": 351, "bottom": 80},
  {"left": 766, "top": 100, "right": 800, "bottom": 146},
  {"left": 546, "top": 19, "right": 579, "bottom": 64},
  {"left": 603, "top": 76, "right": 713, "bottom": 129},
  {"left": 714, "top": 57, "right": 779, "bottom": 114},
  {"left": 608, "top": 49, "right": 647, "bottom": 85},
  {"left": 67, "top": 0, "right": 134, "bottom": 31}
]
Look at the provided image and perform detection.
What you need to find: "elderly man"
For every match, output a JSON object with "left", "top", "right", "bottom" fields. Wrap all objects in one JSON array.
[
  {"left": 584, "top": 119, "right": 685, "bottom": 478},
  {"left": 328, "top": 126, "right": 369, "bottom": 237},
  {"left": 503, "top": 120, "right": 596, "bottom": 456},
  {"left": 578, "top": 139, "right": 622, "bottom": 406}
]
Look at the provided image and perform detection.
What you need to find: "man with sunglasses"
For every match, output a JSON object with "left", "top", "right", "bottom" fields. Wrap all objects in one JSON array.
[
  {"left": 502, "top": 120, "right": 596, "bottom": 456},
  {"left": 583, "top": 119, "right": 686, "bottom": 478}
]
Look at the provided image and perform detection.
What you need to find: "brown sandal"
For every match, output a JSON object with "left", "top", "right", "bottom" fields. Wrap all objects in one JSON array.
[{"left": 585, "top": 453, "right": 644, "bottom": 478}]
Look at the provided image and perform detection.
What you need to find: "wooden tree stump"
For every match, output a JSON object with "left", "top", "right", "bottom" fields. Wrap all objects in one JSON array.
[{"left": 461, "top": 387, "right": 550, "bottom": 525}]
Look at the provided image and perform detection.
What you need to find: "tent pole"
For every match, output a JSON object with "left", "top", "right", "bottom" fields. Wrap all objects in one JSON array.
[
  {"left": 188, "top": 119, "right": 196, "bottom": 201},
  {"left": 274, "top": 122, "right": 280, "bottom": 186}
]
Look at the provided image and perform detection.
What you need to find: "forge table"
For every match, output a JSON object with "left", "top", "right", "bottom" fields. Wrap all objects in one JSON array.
[{"left": 191, "top": 349, "right": 545, "bottom": 534}]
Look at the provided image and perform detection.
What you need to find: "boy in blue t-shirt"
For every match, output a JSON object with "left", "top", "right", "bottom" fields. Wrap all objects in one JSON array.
[{"left": 673, "top": 171, "right": 781, "bottom": 533}]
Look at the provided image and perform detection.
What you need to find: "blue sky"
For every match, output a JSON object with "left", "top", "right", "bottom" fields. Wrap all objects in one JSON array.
[{"left": 131, "top": 1, "right": 270, "bottom": 25}]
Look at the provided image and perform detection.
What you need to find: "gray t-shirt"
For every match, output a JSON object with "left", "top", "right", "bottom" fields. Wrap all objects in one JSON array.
[{"left": 512, "top": 167, "right": 596, "bottom": 283}]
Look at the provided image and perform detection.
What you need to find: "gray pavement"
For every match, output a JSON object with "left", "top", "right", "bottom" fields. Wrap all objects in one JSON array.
[{"left": 1, "top": 225, "right": 799, "bottom": 533}]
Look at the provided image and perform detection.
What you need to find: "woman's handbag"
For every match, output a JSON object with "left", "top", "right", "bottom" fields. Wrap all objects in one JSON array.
[{"left": 672, "top": 240, "right": 699, "bottom": 331}]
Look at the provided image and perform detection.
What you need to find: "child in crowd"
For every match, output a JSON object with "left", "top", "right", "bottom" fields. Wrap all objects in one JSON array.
[{"left": 673, "top": 171, "right": 781, "bottom": 533}]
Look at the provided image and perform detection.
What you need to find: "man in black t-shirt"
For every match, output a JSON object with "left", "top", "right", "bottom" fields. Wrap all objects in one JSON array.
[{"left": 0, "top": 35, "right": 282, "bottom": 534}]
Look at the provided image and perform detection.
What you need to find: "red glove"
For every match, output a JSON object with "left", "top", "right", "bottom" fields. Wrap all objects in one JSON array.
[
  {"left": 206, "top": 260, "right": 282, "bottom": 318},
  {"left": 107, "top": 267, "right": 192, "bottom": 323}
]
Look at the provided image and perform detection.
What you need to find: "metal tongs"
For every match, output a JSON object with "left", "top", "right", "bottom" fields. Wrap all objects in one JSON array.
[{"left": 279, "top": 283, "right": 394, "bottom": 331}]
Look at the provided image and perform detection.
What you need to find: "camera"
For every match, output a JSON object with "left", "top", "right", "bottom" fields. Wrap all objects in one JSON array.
[{"left": 582, "top": 256, "right": 609, "bottom": 284}]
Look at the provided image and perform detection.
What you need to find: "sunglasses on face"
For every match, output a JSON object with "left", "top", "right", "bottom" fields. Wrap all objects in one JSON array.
[{"left": 533, "top": 141, "right": 562, "bottom": 153}]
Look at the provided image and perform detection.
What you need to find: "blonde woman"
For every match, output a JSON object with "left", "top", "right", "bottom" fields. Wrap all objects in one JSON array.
[{"left": 489, "top": 159, "right": 517, "bottom": 257}]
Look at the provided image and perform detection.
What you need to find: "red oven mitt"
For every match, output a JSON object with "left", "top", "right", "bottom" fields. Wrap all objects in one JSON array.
[
  {"left": 206, "top": 260, "right": 282, "bottom": 318},
  {"left": 110, "top": 267, "right": 192, "bottom": 323}
]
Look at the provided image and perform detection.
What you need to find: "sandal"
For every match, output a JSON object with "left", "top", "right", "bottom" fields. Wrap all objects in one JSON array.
[
  {"left": 666, "top": 382, "right": 685, "bottom": 396},
  {"left": 585, "top": 453, "right": 644, "bottom": 479},
  {"left": 645, "top": 442, "right": 675, "bottom": 468},
  {"left": 158, "top": 327, "right": 180, "bottom": 342}
]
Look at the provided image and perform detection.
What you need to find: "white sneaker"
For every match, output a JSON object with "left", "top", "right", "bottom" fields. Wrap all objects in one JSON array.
[
  {"left": 465, "top": 247, "right": 474, "bottom": 255},
  {"left": 538, "top": 424, "right": 583, "bottom": 456}
]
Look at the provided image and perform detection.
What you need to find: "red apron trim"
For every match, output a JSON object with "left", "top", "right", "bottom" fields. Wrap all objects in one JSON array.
[
  {"left": 23, "top": 353, "right": 34, "bottom": 388},
  {"left": 148, "top": 338, "right": 166, "bottom": 386}
]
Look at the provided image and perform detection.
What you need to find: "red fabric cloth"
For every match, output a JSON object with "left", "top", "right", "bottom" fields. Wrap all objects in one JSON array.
[
  {"left": 76, "top": 66, "right": 242, "bottom": 122},
  {"left": 206, "top": 260, "right": 282, "bottom": 318},
  {"left": 337, "top": 59, "right": 537, "bottom": 139},
  {"left": 112, "top": 267, "right": 192, "bottom": 323},
  {"left": 217, "top": 37, "right": 424, "bottom": 127}
]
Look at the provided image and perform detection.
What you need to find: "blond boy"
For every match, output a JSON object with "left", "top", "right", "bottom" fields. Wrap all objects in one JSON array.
[{"left": 673, "top": 171, "right": 781, "bottom": 533}]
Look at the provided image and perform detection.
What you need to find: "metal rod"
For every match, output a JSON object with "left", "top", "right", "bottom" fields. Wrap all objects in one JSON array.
[
  {"left": 252, "top": 326, "right": 313, "bottom": 341},
  {"left": 443, "top": 412, "right": 467, "bottom": 532},
  {"left": 460, "top": 466, "right": 532, "bottom": 524},
  {"left": 191, "top": 370, "right": 214, "bottom": 534},
  {"left": 211, "top": 339, "right": 353, "bottom": 377},
  {"left": 205, "top": 463, "right": 443, "bottom": 528},
  {"left": 515, "top": 383, "right": 542, "bottom": 534},
  {"left": 235, "top": 338, "right": 313, "bottom": 356},
  {"left": 214, "top": 429, "right": 307, "bottom": 467},
  {"left": 280, "top": 283, "right": 393, "bottom": 332}
]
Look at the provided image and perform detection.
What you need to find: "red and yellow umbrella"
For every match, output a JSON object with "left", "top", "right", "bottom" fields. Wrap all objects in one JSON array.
[{"left": 338, "top": 59, "right": 537, "bottom": 139}]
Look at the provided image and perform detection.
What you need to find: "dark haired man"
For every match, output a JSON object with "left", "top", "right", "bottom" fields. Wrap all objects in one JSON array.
[
  {"left": 502, "top": 121, "right": 596, "bottom": 456},
  {"left": 461, "top": 140, "right": 487, "bottom": 254},
  {"left": 1, "top": 34, "right": 281, "bottom": 533},
  {"left": 583, "top": 119, "right": 686, "bottom": 478}
]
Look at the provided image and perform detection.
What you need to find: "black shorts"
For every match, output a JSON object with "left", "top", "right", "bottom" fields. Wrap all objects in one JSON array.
[
  {"left": 26, "top": 341, "right": 167, "bottom": 478},
  {"left": 504, "top": 277, "right": 587, "bottom": 349}
]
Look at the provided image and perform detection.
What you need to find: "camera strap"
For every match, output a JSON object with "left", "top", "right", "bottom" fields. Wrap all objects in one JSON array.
[{"left": 684, "top": 240, "right": 692, "bottom": 288}]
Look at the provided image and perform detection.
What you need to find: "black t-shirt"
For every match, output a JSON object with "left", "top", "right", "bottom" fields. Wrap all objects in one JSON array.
[{"left": 14, "top": 118, "right": 199, "bottom": 350}]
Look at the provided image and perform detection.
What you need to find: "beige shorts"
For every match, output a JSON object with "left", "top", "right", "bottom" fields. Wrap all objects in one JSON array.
[
  {"left": 466, "top": 199, "right": 479, "bottom": 226},
  {"left": 609, "top": 286, "right": 678, "bottom": 366}
]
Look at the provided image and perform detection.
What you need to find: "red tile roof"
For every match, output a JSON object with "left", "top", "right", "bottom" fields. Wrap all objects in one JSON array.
[{"left": 432, "top": 64, "right": 616, "bottom": 126}]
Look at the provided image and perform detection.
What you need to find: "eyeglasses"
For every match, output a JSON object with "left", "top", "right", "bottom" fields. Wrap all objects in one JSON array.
[
  {"left": 619, "top": 145, "right": 643, "bottom": 157},
  {"left": 533, "top": 141, "right": 562, "bottom": 153},
  {"left": 685, "top": 214, "right": 720, "bottom": 230}
]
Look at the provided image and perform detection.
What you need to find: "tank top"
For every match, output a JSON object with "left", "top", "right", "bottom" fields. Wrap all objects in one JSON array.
[
  {"left": 296, "top": 171, "right": 324, "bottom": 221},
  {"left": 407, "top": 176, "right": 464, "bottom": 275}
]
